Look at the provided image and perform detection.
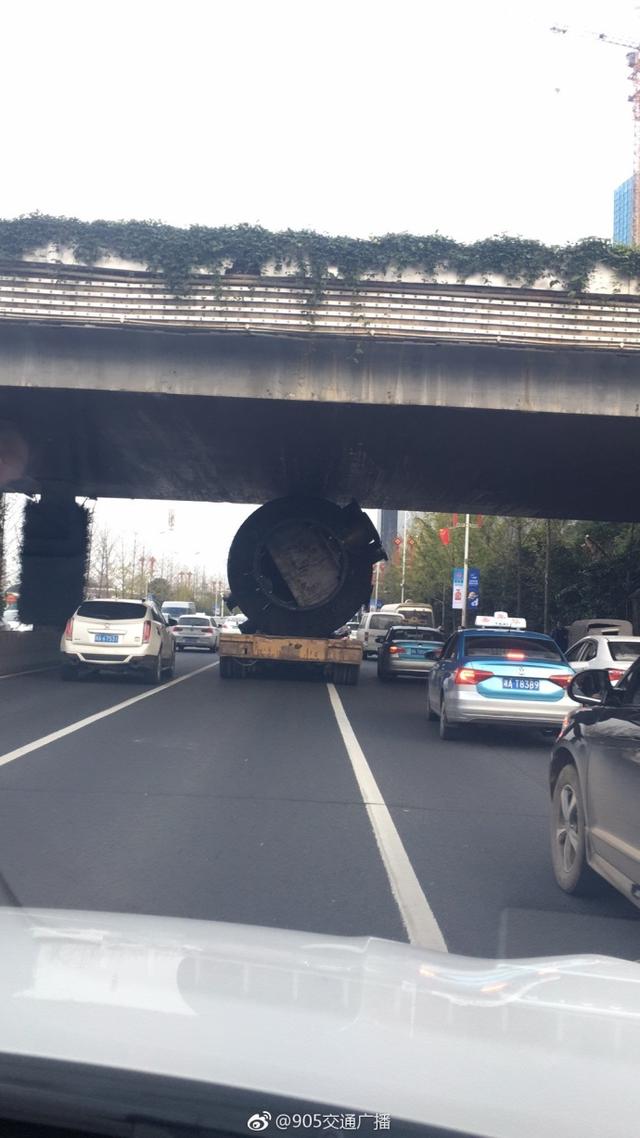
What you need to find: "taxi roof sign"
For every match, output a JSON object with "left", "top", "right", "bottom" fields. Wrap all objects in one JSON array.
[{"left": 475, "top": 612, "right": 527, "bottom": 630}]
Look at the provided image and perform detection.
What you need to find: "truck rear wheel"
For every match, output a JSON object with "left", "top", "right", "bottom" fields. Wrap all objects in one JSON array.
[
  {"left": 219, "top": 656, "right": 233, "bottom": 678},
  {"left": 334, "top": 663, "right": 359, "bottom": 686}
]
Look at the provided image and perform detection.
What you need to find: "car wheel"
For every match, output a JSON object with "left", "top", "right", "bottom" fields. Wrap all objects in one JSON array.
[
  {"left": 147, "top": 653, "right": 163, "bottom": 686},
  {"left": 550, "top": 764, "right": 598, "bottom": 895},
  {"left": 426, "top": 685, "right": 438, "bottom": 721},
  {"left": 60, "top": 662, "right": 78, "bottom": 682},
  {"left": 439, "top": 698, "right": 459, "bottom": 740},
  {"left": 177, "top": 645, "right": 184, "bottom": 652}
]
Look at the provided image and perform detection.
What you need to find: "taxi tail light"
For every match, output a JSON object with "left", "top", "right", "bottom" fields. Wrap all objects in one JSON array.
[
  {"left": 64, "top": 618, "right": 74, "bottom": 639},
  {"left": 549, "top": 673, "right": 571, "bottom": 688},
  {"left": 608, "top": 668, "right": 625, "bottom": 683},
  {"left": 454, "top": 666, "right": 493, "bottom": 685},
  {"left": 142, "top": 620, "right": 152, "bottom": 643},
  {"left": 389, "top": 645, "right": 405, "bottom": 655}
]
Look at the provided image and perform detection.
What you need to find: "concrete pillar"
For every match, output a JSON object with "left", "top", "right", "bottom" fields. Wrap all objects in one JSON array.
[{"left": 19, "top": 486, "right": 90, "bottom": 629}]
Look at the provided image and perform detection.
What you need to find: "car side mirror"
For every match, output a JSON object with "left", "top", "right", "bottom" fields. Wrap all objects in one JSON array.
[
  {"left": 568, "top": 668, "right": 613, "bottom": 706},
  {"left": 167, "top": 617, "right": 178, "bottom": 626}
]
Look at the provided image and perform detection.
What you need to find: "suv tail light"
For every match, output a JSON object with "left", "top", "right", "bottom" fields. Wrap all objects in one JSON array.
[
  {"left": 454, "top": 666, "right": 493, "bottom": 685},
  {"left": 64, "top": 618, "right": 74, "bottom": 640},
  {"left": 142, "top": 620, "right": 152, "bottom": 643},
  {"left": 608, "top": 668, "right": 625, "bottom": 683},
  {"left": 549, "top": 673, "right": 571, "bottom": 688}
]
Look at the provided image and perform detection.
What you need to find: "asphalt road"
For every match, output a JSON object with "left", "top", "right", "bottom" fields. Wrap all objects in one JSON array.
[{"left": 0, "top": 654, "right": 638, "bottom": 961}]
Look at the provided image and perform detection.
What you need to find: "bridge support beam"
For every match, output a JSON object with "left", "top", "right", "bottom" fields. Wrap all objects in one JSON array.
[{"left": 19, "top": 486, "right": 90, "bottom": 629}]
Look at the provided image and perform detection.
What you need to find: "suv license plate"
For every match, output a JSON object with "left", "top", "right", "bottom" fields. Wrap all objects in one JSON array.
[
  {"left": 502, "top": 678, "right": 539, "bottom": 691},
  {"left": 95, "top": 633, "right": 118, "bottom": 644}
]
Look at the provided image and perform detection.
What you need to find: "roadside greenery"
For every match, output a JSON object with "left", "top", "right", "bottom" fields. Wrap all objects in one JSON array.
[
  {"left": 387, "top": 514, "right": 640, "bottom": 633},
  {"left": 2, "top": 213, "right": 640, "bottom": 293},
  {"left": 88, "top": 527, "right": 227, "bottom": 613}
]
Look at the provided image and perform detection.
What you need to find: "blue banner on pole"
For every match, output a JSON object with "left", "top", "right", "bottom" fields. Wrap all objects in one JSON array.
[
  {"left": 452, "top": 567, "right": 480, "bottom": 609},
  {"left": 468, "top": 567, "right": 480, "bottom": 608}
]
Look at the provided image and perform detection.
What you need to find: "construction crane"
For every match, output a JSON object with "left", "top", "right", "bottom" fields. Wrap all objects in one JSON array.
[{"left": 551, "top": 24, "right": 640, "bottom": 244}]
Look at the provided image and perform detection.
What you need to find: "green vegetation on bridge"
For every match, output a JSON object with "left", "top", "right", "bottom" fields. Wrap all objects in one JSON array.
[{"left": 2, "top": 213, "right": 640, "bottom": 294}]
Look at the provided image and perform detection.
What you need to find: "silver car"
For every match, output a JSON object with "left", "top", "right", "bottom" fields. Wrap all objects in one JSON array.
[
  {"left": 377, "top": 625, "right": 445, "bottom": 681},
  {"left": 174, "top": 613, "right": 220, "bottom": 652},
  {"left": 565, "top": 633, "right": 640, "bottom": 686}
]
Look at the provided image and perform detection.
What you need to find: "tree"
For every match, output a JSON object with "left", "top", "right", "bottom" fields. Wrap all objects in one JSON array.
[{"left": 89, "top": 527, "right": 117, "bottom": 596}]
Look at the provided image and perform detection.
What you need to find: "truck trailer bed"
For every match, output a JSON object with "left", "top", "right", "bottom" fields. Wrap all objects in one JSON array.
[{"left": 218, "top": 632, "right": 362, "bottom": 684}]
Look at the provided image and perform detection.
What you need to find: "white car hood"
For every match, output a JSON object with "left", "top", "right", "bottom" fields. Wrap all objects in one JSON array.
[{"left": 0, "top": 908, "right": 639, "bottom": 1138}]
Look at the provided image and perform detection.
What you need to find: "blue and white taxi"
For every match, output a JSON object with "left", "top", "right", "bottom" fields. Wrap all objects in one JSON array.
[{"left": 426, "top": 612, "right": 576, "bottom": 739}]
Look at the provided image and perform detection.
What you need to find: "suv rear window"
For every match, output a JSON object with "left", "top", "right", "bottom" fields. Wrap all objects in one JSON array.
[
  {"left": 609, "top": 640, "right": 640, "bottom": 661},
  {"left": 77, "top": 601, "right": 147, "bottom": 621},
  {"left": 370, "top": 614, "right": 400, "bottom": 630},
  {"left": 179, "top": 617, "right": 210, "bottom": 627},
  {"left": 396, "top": 609, "right": 434, "bottom": 622},
  {"left": 463, "top": 635, "right": 563, "bottom": 661}
]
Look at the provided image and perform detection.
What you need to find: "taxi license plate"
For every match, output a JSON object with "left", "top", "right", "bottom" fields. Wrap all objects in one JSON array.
[
  {"left": 502, "top": 678, "right": 539, "bottom": 691},
  {"left": 95, "top": 633, "right": 118, "bottom": 644}
]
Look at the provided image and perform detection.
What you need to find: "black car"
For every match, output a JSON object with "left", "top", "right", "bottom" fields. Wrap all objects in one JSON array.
[
  {"left": 549, "top": 662, "right": 640, "bottom": 911},
  {"left": 377, "top": 625, "right": 445, "bottom": 682}
]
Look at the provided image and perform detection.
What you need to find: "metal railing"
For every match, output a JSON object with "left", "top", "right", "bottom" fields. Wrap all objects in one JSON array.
[{"left": 1, "top": 261, "right": 640, "bottom": 350}]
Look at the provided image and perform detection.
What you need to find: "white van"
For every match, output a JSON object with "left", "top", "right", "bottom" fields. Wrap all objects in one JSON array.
[
  {"left": 356, "top": 611, "right": 406, "bottom": 658},
  {"left": 380, "top": 602, "right": 435, "bottom": 625}
]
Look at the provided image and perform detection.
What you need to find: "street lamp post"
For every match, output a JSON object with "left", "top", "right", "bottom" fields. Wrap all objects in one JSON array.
[
  {"left": 400, "top": 512, "right": 408, "bottom": 603},
  {"left": 460, "top": 514, "right": 471, "bottom": 628}
]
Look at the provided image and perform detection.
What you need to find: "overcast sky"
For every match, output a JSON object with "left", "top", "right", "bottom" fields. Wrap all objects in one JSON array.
[{"left": 3, "top": 0, "right": 640, "bottom": 576}]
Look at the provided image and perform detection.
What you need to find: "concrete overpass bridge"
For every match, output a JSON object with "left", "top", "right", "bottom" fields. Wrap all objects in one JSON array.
[{"left": 1, "top": 255, "right": 640, "bottom": 520}]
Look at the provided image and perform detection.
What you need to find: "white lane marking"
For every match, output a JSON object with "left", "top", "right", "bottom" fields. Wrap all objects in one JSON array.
[
  {"left": 0, "top": 665, "right": 57, "bottom": 681},
  {"left": 0, "top": 661, "right": 218, "bottom": 769},
  {"left": 327, "top": 682, "right": 447, "bottom": 952}
]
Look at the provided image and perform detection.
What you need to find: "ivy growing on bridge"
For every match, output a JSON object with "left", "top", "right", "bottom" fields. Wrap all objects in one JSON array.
[{"left": 1, "top": 213, "right": 640, "bottom": 294}]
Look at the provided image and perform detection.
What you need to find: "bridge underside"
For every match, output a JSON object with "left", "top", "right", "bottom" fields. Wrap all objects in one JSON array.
[
  {"left": 1, "top": 322, "right": 640, "bottom": 519},
  {"left": 1, "top": 381, "right": 639, "bottom": 521}
]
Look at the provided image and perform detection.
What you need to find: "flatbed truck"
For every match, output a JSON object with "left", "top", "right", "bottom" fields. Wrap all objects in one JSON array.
[{"left": 219, "top": 631, "right": 362, "bottom": 684}]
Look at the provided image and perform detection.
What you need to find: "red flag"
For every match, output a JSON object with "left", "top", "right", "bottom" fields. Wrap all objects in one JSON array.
[
  {"left": 452, "top": 513, "right": 459, "bottom": 527},
  {"left": 476, "top": 514, "right": 484, "bottom": 527},
  {"left": 438, "top": 528, "right": 450, "bottom": 547}
]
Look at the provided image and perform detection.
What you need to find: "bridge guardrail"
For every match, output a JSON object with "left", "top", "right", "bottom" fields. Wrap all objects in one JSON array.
[{"left": 1, "top": 262, "right": 640, "bottom": 351}]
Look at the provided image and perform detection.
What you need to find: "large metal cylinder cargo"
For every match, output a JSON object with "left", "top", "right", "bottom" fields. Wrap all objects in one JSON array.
[{"left": 226, "top": 496, "right": 386, "bottom": 637}]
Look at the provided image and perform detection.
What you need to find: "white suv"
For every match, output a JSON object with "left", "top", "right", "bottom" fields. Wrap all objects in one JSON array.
[{"left": 60, "top": 599, "right": 176, "bottom": 684}]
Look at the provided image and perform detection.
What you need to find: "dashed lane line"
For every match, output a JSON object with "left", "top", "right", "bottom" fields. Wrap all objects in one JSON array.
[
  {"left": 0, "top": 662, "right": 218, "bottom": 769},
  {"left": 0, "top": 666, "right": 58, "bottom": 681},
  {"left": 327, "top": 682, "right": 448, "bottom": 952}
]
